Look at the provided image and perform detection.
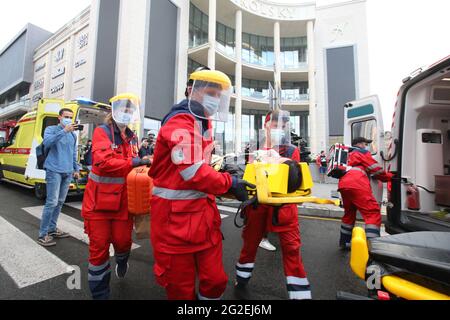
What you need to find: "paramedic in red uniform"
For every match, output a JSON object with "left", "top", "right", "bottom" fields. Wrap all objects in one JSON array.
[
  {"left": 81, "top": 94, "right": 150, "bottom": 300},
  {"left": 149, "top": 69, "right": 255, "bottom": 300},
  {"left": 235, "top": 110, "right": 312, "bottom": 300},
  {"left": 338, "top": 137, "right": 393, "bottom": 249}
]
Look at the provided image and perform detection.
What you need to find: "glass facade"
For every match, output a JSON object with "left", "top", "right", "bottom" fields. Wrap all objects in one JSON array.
[
  {"left": 216, "top": 22, "right": 235, "bottom": 56},
  {"left": 189, "top": 3, "right": 209, "bottom": 48},
  {"left": 189, "top": 4, "right": 308, "bottom": 69},
  {"left": 242, "top": 33, "right": 274, "bottom": 67},
  {"left": 281, "top": 37, "right": 308, "bottom": 69},
  {"left": 241, "top": 78, "right": 309, "bottom": 102}
]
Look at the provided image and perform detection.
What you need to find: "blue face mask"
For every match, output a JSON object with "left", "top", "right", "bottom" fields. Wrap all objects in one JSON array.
[
  {"left": 202, "top": 95, "right": 220, "bottom": 116},
  {"left": 115, "top": 112, "right": 132, "bottom": 125},
  {"left": 61, "top": 118, "right": 72, "bottom": 127}
]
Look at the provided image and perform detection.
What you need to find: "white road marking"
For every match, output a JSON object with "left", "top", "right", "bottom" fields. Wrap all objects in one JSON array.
[
  {"left": 22, "top": 206, "right": 140, "bottom": 257},
  {"left": 217, "top": 205, "right": 237, "bottom": 214},
  {"left": 65, "top": 202, "right": 82, "bottom": 210},
  {"left": 68, "top": 201, "right": 231, "bottom": 219},
  {"left": 0, "top": 216, "right": 74, "bottom": 289}
]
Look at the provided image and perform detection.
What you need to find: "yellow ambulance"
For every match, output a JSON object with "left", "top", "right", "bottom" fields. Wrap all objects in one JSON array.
[{"left": 0, "top": 98, "right": 111, "bottom": 199}]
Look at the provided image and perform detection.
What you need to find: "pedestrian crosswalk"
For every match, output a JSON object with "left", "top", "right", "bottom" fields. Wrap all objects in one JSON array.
[
  {"left": 0, "top": 201, "right": 232, "bottom": 290},
  {"left": 0, "top": 216, "right": 74, "bottom": 289}
]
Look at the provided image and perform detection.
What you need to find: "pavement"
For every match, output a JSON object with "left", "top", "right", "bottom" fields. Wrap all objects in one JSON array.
[{"left": 0, "top": 181, "right": 371, "bottom": 300}]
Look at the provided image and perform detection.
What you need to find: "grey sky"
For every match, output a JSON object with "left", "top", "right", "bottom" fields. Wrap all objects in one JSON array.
[{"left": 1, "top": 0, "right": 449, "bottom": 131}]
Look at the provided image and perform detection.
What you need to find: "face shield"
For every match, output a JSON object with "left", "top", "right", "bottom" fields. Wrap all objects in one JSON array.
[
  {"left": 188, "top": 70, "right": 233, "bottom": 122},
  {"left": 263, "top": 110, "right": 291, "bottom": 149},
  {"left": 110, "top": 94, "right": 141, "bottom": 126}
]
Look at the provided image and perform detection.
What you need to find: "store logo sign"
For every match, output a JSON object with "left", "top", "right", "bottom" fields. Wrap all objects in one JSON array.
[
  {"left": 51, "top": 83, "right": 65, "bottom": 94},
  {"left": 33, "top": 92, "right": 43, "bottom": 103},
  {"left": 74, "top": 76, "right": 85, "bottom": 84},
  {"left": 52, "top": 67, "right": 66, "bottom": 80},
  {"left": 55, "top": 48, "right": 65, "bottom": 63},
  {"left": 75, "top": 59, "right": 87, "bottom": 68},
  {"left": 34, "top": 78, "right": 44, "bottom": 90},
  {"left": 230, "top": 0, "right": 297, "bottom": 20},
  {"left": 78, "top": 33, "right": 89, "bottom": 49},
  {"left": 35, "top": 63, "right": 46, "bottom": 73}
]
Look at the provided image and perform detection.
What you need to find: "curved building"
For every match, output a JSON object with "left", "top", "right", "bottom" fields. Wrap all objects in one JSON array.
[{"left": 23, "top": 0, "right": 370, "bottom": 155}]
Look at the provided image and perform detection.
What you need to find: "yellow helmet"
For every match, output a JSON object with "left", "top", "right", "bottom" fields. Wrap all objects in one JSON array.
[
  {"left": 188, "top": 70, "right": 233, "bottom": 122},
  {"left": 110, "top": 93, "right": 141, "bottom": 126},
  {"left": 189, "top": 70, "right": 232, "bottom": 91}
]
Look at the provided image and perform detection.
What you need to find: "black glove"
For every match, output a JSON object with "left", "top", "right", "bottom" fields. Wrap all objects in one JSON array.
[
  {"left": 229, "top": 176, "right": 256, "bottom": 202},
  {"left": 133, "top": 158, "right": 152, "bottom": 168}
]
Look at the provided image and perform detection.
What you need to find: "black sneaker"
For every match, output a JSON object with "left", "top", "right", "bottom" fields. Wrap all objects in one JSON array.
[
  {"left": 37, "top": 235, "right": 56, "bottom": 247},
  {"left": 234, "top": 279, "right": 248, "bottom": 289},
  {"left": 115, "top": 263, "right": 129, "bottom": 279},
  {"left": 48, "top": 229, "right": 70, "bottom": 239}
]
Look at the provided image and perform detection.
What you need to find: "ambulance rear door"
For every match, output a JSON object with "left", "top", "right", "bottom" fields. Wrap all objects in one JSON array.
[
  {"left": 344, "top": 95, "right": 385, "bottom": 203},
  {"left": 25, "top": 99, "right": 64, "bottom": 181}
]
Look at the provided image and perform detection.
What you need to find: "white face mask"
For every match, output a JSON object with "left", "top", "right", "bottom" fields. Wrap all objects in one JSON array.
[
  {"left": 270, "top": 129, "right": 285, "bottom": 146},
  {"left": 203, "top": 95, "right": 220, "bottom": 116}
]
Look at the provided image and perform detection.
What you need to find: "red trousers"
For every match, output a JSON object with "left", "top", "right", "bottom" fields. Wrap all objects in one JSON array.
[
  {"left": 84, "top": 218, "right": 134, "bottom": 266},
  {"left": 153, "top": 242, "right": 228, "bottom": 300},
  {"left": 238, "top": 207, "right": 307, "bottom": 279},
  {"left": 340, "top": 188, "right": 382, "bottom": 227}
]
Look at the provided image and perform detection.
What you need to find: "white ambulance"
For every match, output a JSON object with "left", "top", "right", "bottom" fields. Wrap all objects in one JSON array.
[{"left": 343, "top": 56, "right": 450, "bottom": 234}]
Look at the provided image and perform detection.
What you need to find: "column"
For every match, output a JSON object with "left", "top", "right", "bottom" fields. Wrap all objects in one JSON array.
[
  {"left": 208, "top": 0, "right": 216, "bottom": 69},
  {"left": 307, "top": 20, "right": 318, "bottom": 154},
  {"left": 273, "top": 21, "right": 281, "bottom": 107},
  {"left": 64, "top": 35, "right": 75, "bottom": 100},
  {"left": 43, "top": 53, "right": 52, "bottom": 99},
  {"left": 234, "top": 10, "right": 242, "bottom": 153}
]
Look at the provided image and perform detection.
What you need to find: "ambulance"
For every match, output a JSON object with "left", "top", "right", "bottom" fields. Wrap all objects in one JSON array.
[
  {"left": 0, "top": 98, "right": 111, "bottom": 199},
  {"left": 343, "top": 56, "right": 450, "bottom": 234}
]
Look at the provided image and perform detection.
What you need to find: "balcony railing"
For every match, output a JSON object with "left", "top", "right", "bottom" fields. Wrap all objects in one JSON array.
[
  {"left": 242, "top": 89, "right": 309, "bottom": 103},
  {"left": 0, "top": 97, "right": 31, "bottom": 119}
]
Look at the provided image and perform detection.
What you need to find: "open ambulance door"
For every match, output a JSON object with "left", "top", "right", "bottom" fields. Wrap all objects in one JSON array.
[
  {"left": 25, "top": 99, "right": 64, "bottom": 182},
  {"left": 343, "top": 95, "right": 385, "bottom": 203}
]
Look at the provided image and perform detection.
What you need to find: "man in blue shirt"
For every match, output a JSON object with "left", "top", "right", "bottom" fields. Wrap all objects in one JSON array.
[{"left": 38, "top": 108, "right": 80, "bottom": 247}]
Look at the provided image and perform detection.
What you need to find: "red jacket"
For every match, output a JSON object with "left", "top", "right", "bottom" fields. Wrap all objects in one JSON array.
[
  {"left": 82, "top": 124, "right": 139, "bottom": 221},
  {"left": 149, "top": 101, "right": 232, "bottom": 254},
  {"left": 338, "top": 148, "right": 392, "bottom": 191}
]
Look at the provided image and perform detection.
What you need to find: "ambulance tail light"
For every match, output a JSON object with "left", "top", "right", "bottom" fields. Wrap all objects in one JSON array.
[{"left": 406, "top": 184, "right": 420, "bottom": 211}]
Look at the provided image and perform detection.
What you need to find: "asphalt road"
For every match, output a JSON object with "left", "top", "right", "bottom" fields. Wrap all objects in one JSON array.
[{"left": 0, "top": 182, "right": 367, "bottom": 300}]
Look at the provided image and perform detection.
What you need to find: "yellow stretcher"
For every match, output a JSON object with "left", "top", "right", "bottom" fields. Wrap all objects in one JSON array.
[
  {"left": 350, "top": 227, "right": 450, "bottom": 300},
  {"left": 242, "top": 162, "right": 341, "bottom": 207}
]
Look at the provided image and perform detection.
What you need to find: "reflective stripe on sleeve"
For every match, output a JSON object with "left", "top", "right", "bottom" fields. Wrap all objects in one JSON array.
[{"left": 179, "top": 161, "right": 204, "bottom": 181}]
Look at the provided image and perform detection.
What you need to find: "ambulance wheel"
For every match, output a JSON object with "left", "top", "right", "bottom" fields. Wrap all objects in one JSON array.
[{"left": 34, "top": 183, "right": 47, "bottom": 200}]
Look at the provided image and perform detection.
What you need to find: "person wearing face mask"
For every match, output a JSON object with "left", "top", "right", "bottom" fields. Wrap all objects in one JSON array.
[
  {"left": 148, "top": 69, "right": 255, "bottom": 300},
  {"left": 37, "top": 108, "right": 80, "bottom": 247},
  {"left": 81, "top": 93, "right": 150, "bottom": 300},
  {"left": 234, "top": 110, "right": 312, "bottom": 300},
  {"left": 337, "top": 137, "right": 393, "bottom": 249}
]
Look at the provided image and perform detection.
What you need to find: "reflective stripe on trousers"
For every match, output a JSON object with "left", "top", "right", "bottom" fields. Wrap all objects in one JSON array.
[
  {"left": 235, "top": 262, "right": 255, "bottom": 283},
  {"left": 286, "top": 276, "right": 312, "bottom": 300},
  {"left": 88, "top": 261, "right": 111, "bottom": 300}
]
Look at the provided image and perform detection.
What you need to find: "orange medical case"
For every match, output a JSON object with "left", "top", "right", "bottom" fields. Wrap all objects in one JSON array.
[{"left": 127, "top": 166, "right": 153, "bottom": 216}]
